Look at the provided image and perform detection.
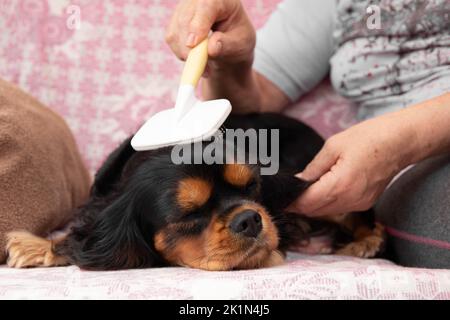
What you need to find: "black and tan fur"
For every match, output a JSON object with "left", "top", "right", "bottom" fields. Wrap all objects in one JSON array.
[{"left": 6, "top": 113, "right": 385, "bottom": 271}]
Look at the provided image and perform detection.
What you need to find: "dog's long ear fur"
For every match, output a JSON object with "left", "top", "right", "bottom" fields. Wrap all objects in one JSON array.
[
  {"left": 91, "top": 136, "right": 136, "bottom": 197},
  {"left": 55, "top": 191, "right": 162, "bottom": 270},
  {"left": 55, "top": 136, "right": 162, "bottom": 270},
  {"left": 261, "top": 171, "right": 312, "bottom": 213}
]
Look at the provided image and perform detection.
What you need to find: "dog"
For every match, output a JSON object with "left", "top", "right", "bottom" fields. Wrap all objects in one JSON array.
[{"left": 6, "top": 113, "right": 385, "bottom": 271}]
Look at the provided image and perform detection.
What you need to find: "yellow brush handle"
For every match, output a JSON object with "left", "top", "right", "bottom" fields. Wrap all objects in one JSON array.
[{"left": 180, "top": 38, "right": 208, "bottom": 87}]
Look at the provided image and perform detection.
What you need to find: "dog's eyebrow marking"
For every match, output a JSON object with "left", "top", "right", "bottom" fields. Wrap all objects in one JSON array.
[
  {"left": 223, "top": 164, "right": 253, "bottom": 187},
  {"left": 177, "top": 177, "right": 212, "bottom": 211}
]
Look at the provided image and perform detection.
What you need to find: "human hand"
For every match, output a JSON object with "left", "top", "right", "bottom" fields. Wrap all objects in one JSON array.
[
  {"left": 289, "top": 115, "right": 416, "bottom": 217},
  {"left": 165, "top": 0, "right": 256, "bottom": 67}
]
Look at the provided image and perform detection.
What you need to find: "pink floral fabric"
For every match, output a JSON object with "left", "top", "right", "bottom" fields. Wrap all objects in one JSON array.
[
  {"left": 1, "top": 254, "right": 450, "bottom": 300},
  {"left": 0, "top": 0, "right": 448, "bottom": 299}
]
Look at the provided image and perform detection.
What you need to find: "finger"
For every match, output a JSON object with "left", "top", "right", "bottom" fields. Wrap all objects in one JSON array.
[
  {"left": 187, "top": 1, "right": 219, "bottom": 47},
  {"left": 208, "top": 30, "right": 241, "bottom": 58},
  {"left": 292, "top": 170, "right": 339, "bottom": 215},
  {"left": 309, "top": 186, "right": 376, "bottom": 217},
  {"left": 189, "top": 0, "right": 243, "bottom": 49},
  {"left": 208, "top": 31, "right": 225, "bottom": 58},
  {"left": 307, "top": 201, "right": 348, "bottom": 217},
  {"left": 166, "top": 10, "right": 190, "bottom": 60},
  {"left": 297, "top": 142, "right": 339, "bottom": 182},
  {"left": 298, "top": 162, "right": 363, "bottom": 217},
  {"left": 167, "top": 35, "right": 190, "bottom": 61},
  {"left": 208, "top": 26, "right": 255, "bottom": 60}
]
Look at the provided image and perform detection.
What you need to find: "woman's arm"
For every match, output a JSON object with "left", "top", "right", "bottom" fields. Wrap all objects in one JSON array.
[
  {"left": 290, "top": 92, "right": 450, "bottom": 217},
  {"left": 202, "top": 64, "right": 290, "bottom": 114},
  {"left": 403, "top": 92, "right": 450, "bottom": 163}
]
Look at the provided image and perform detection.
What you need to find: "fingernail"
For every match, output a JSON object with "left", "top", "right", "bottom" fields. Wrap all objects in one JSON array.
[
  {"left": 186, "top": 33, "right": 196, "bottom": 47},
  {"left": 296, "top": 172, "right": 304, "bottom": 179}
]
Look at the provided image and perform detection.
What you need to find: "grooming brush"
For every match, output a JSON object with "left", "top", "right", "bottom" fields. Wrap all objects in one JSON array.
[{"left": 131, "top": 39, "right": 232, "bottom": 151}]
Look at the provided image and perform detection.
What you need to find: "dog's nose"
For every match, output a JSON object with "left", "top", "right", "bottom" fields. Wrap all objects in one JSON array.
[{"left": 230, "top": 210, "right": 262, "bottom": 238}]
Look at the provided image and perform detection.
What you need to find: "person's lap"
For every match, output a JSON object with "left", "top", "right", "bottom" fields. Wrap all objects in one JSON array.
[{"left": 376, "top": 155, "right": 450, "bottom": 269}]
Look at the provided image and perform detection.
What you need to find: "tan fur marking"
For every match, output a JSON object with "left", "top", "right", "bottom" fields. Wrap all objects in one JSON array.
[
  {"left": 258, "top": 250, "right": 284, "bottom": 268},
  {"left": 6, "top": 231, "right": 68, "bottom": 268},
  {"left": 153, "top": 232, "right": 166, "bottom": 253},
  {"left": 176, "top": 177, "right": 212, "bottom": 211},
  {"left": 223, "top": 164, "right": 254, "bottom": 187},
  {"left": 336, "top": 223, "right": 385, "bottom": 258}
]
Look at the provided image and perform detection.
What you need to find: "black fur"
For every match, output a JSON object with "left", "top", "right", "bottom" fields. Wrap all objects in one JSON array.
[{"left": 54, "top": 113, "right": 370, "bottom": 270}]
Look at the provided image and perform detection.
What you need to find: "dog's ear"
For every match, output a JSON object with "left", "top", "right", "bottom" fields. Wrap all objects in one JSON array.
[
  {"left": 58, "top": 191, "right": 162, "bottom": 270},
  {"left": 91, "top": 136, "right": 136, "bottom": 197},
  {"left": 261, "top": 171, "right": 312, "bottom": 212}
]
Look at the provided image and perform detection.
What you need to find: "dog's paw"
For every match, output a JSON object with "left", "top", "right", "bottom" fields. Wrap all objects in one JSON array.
[
  {"left": 335, "top": 223, "right": 385, "bottom": 258},
  {"left": 261, "top": 250, "right": 285, "bottom": 268},
  {"left": 6, "top": 231, "right": 68, "bottom": 268},
  {"left": 291, "top": 235, "right": 334, "bottom": 255}
]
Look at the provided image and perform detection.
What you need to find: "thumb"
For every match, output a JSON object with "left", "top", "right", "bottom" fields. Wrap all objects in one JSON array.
[
  {"left": 208, "top": 27, "right": 255, "bottom": 60},
  {"left": 208, "top": 31, "right": 227, "bottom": 58},
  {"left": 297, "top": 143, "right": 339, "bottom": 181}
]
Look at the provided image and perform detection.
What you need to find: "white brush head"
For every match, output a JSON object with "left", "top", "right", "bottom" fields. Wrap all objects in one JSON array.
[{"left": 131, "top": 95, "right": 231, "bottom": 151}]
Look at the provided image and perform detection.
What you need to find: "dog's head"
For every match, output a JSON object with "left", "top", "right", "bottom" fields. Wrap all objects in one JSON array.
[{"left": 66, "top": 137, "right": 309, "bottom": 271}]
